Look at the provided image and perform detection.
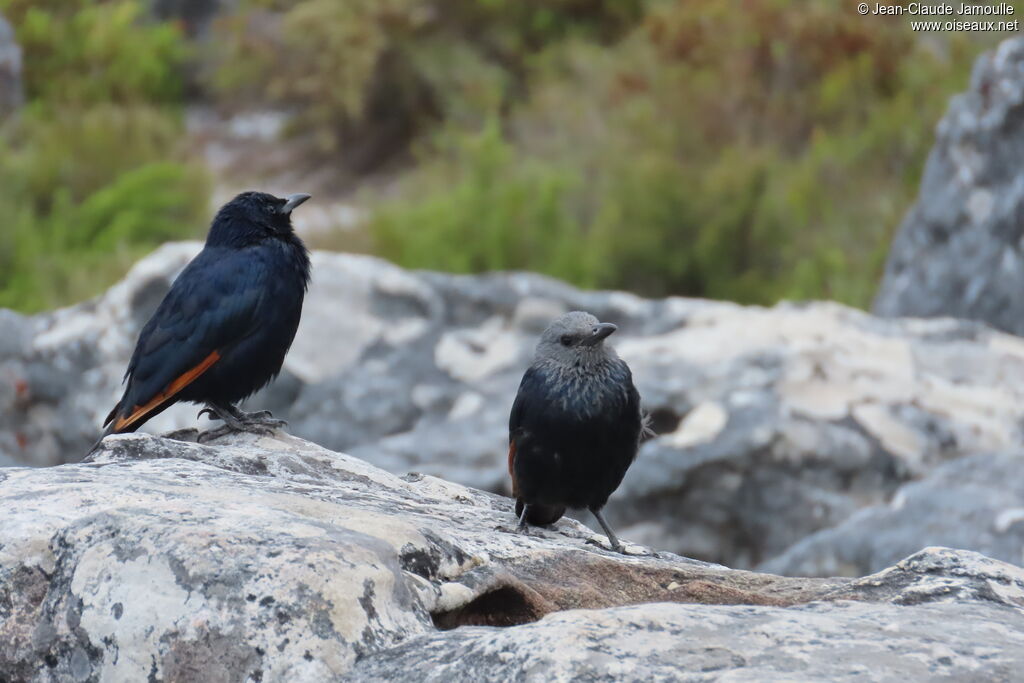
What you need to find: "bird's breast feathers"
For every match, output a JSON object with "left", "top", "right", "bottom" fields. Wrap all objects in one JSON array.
[{"left": 530, "top": 361, "right": 634, "bottom": 419}]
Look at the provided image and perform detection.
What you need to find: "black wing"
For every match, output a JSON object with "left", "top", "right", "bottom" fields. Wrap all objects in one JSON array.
[{"left": 106, "top": 247, "right": 267, "bottom": 431}]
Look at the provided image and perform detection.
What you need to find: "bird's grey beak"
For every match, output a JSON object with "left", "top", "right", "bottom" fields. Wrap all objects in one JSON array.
[
  {"left": 280, "top": 193, "right": 311, "bottom": 214},
  {"left": 581, "top": 322, "right": 617, "bottom": 346}
]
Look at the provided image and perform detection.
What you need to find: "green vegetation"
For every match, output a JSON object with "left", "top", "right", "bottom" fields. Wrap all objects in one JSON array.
[
  {"left": 366, "top": 1, "right": 1016, "bottom": 305},
  {"left": 207, "top": 0, "right": 643, "bottom": 168},
  {"left": 0, "top": 0, "right": 208, "bottom": 312},
  {"left": 1, "top": 1, "right": 1019, "bottom": 311}
]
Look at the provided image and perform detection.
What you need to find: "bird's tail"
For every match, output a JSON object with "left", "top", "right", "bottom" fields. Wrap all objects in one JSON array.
[
  {"left": 84, "top": 421, "right": 116, "bottom": 460},
  {"left": 85, "top": 403, "right": 125, "bottom": 460},
  {"left": 515, "top": 499, "right": 566, "bottom": 526}
]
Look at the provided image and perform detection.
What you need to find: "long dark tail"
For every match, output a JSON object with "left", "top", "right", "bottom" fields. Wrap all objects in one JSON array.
[
  {"left": 85, "top": 403, "right": 129, "bottom": 459},
  {"left": 515, "top": 499, "right": 566, "bottom": 526}
]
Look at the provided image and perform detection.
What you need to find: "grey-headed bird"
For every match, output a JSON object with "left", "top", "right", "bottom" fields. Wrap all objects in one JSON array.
[{"left": 508, "top": 311, "right": 647, "bottom": 552}]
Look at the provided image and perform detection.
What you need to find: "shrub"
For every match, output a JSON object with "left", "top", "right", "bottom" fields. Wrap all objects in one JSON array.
[
  {"left": 370, "top": 0, "right": 1018, "bottom": 307},
  {"left": 0, "top": 0, "right": 187, "bottom": 106},
  {"left": 0, "top": 1, "right": 207, "bottom": 312},
  {"left": 0, "top": 115, "right": 210, "bottom": 311},
  {"left": 371, "top": 121, "right": 589, "bottom": 282},
  {"left": 205, "top": 0, "right": 644, "bottom": 167}
]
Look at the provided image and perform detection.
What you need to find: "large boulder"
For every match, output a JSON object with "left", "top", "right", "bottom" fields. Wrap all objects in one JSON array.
[
  {"left": 5, "top": 244, "right": 1024, "bottom": 573},
  {"left": 761, "top": 451, "right": 1024, "bottom": 577},
  {"left": 874, "top": 36, "right": 1024, "bottom": 335},
  {"left": 0, "top": 432, "right": 1022, "bottom": 681},
  {"left": 347, "top": 593, "right": 1024, "bottom": 682}
]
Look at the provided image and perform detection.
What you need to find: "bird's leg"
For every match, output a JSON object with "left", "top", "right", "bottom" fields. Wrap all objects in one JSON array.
[
  {"left": 516, "top": 504, "right": 532, "bottom": 536},
  {"left": 589, "top": 507, "right": 625, "bottom": 554}
]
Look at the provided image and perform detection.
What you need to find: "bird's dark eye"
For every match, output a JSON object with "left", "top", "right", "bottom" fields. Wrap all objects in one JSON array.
[{"left": 560, "top": 335, "right": 574, "bottom": 347}]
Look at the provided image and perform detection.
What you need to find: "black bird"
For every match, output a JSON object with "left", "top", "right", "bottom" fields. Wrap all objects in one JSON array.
[
  {"left": 99, "top": 191, "right": 312, "bottom": 440},
  {"left": 508, "top": 311, "right": 646, "bottom": 553}
]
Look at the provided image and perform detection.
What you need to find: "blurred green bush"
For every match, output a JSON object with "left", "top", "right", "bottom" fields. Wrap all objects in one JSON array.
[
  {"left": 3, "top": 0, "right": 186, "bottom": 105},
  {"left": 3, "top": 0, "right": 1020, "bottom": 312},
  {"left": 207, "top": 0, "right": 643, "bottom": 171},
  {"left": 367, "top": 0, "right": 1010, "bottom": 305},
  {"left": 0, "top": 0, "right": 209, "bottom": 312}
]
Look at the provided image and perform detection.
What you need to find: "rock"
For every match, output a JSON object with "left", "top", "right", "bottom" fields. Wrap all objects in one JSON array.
[
  {"left": 6, "top": 244, "right": 1024, "bottom": 573},
  {"left": 0, "top": 11, "right": 23, "bottom": 117},
  {"left": 1, "top": 432, "right": 1022, "bottom": 681},
  {"left": 604, "top": 305, "right": 1024, "bottom": 569},
  {"left": 761, "top": 452, "right": 1024, "bottom": 577},
  {"left": 0, "top": 244, "right": 200, "bottom": 468},
  {"left": 874, "top": 36, "right": 1024, "bottom": 335},
  {"left": 346, "top": 600, "right": 1024, "bottom": 682}
]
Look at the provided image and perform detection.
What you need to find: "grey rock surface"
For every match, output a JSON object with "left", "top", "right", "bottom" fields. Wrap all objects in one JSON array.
[
  {"left": 1, "top": 432, "right": 1022, "bottom": 681},
  {"left": 874, "top": 36, "right": 1024, "bottom": 335},
  {"left": 761, "top": 451, "right": 1024, "bottom": 578},
  {"left": 345, "top": 601, "right": 1024, "bottom": 683},
  {"left": 5, "top": 244, "right": 1024, "bottom": 573}
]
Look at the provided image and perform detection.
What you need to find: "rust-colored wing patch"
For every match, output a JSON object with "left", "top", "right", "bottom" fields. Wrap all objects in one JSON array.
[
  {"left": 508, "top": 440, "right": 518, "bottom": 497},
  {"left": 111, "top": 351, "right": 221, "bottom": 433}
]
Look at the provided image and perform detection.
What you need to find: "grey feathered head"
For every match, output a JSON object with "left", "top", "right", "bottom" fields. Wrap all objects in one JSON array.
[{"left": 534, "top": 311, "right": 618, "bottom": 368}]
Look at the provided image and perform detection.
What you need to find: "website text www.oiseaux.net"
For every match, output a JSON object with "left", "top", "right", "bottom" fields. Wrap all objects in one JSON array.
[{"left": 858, "top": 3, "right": 1019, "bottom": 31}]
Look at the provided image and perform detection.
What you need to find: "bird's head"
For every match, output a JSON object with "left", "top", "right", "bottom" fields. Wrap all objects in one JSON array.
[
  {"left": 206, "top": 191, "right": 311, "bottom": 247},
  {"left": 535, "top": 311, "right": 618, "bottom": 369}
]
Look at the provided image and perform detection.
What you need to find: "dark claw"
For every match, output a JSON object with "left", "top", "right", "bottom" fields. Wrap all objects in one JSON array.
[
  {"left": 235, "top": 409, "right": 286, "bottom": 429},
  {"left": 246, "top": 417, "right": 287, "bottom": 430},
  {"left": 589, "top": 532, "right": 626, "bottom": 557},
  {"left": 197, "top": 425, "right": 230, "bottom": 444},
  {"left": 585, "top": 536, "right": 626, "bottom": 554}
]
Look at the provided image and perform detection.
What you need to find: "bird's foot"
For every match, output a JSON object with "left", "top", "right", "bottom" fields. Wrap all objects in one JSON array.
[
  {"left": 197, "top": 404, "right": 287, "bottom": 442},
  {"left": 197, "top": 424, "right": 231, "bottom": 444},
  {"left": 585, "top": 536, "right": 626, "bottom": 554},
  {"left": 236, "top": 411, "right": 288, "bottom": 431},
  {"left": 587, "top": 508, "right": 630, "bottom": 554},
  {"left": 494, "top": 519, "right": 534, "bottom": 537},
  {"left": 233, "top": 408, "right": 284, "bottom": 424},
  {"left": 584, "top": 535, "right": 649, "bottom": 555}
]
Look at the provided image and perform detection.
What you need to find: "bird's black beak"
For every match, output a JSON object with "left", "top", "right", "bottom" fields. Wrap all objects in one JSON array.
[
  {"left": 581, "top": 322, "right": 617, "bottom": 346},
  {"left": 280, "top": 193, "right": 311, "bottom": 214}
]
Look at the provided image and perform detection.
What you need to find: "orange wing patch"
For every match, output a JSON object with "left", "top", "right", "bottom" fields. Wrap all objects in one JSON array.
[
  {"left": 111, "top": 351, "right": 221, "bottom": 433},
  {"left": 508, "top": 440, "right": 519, "bottom": 497}
]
